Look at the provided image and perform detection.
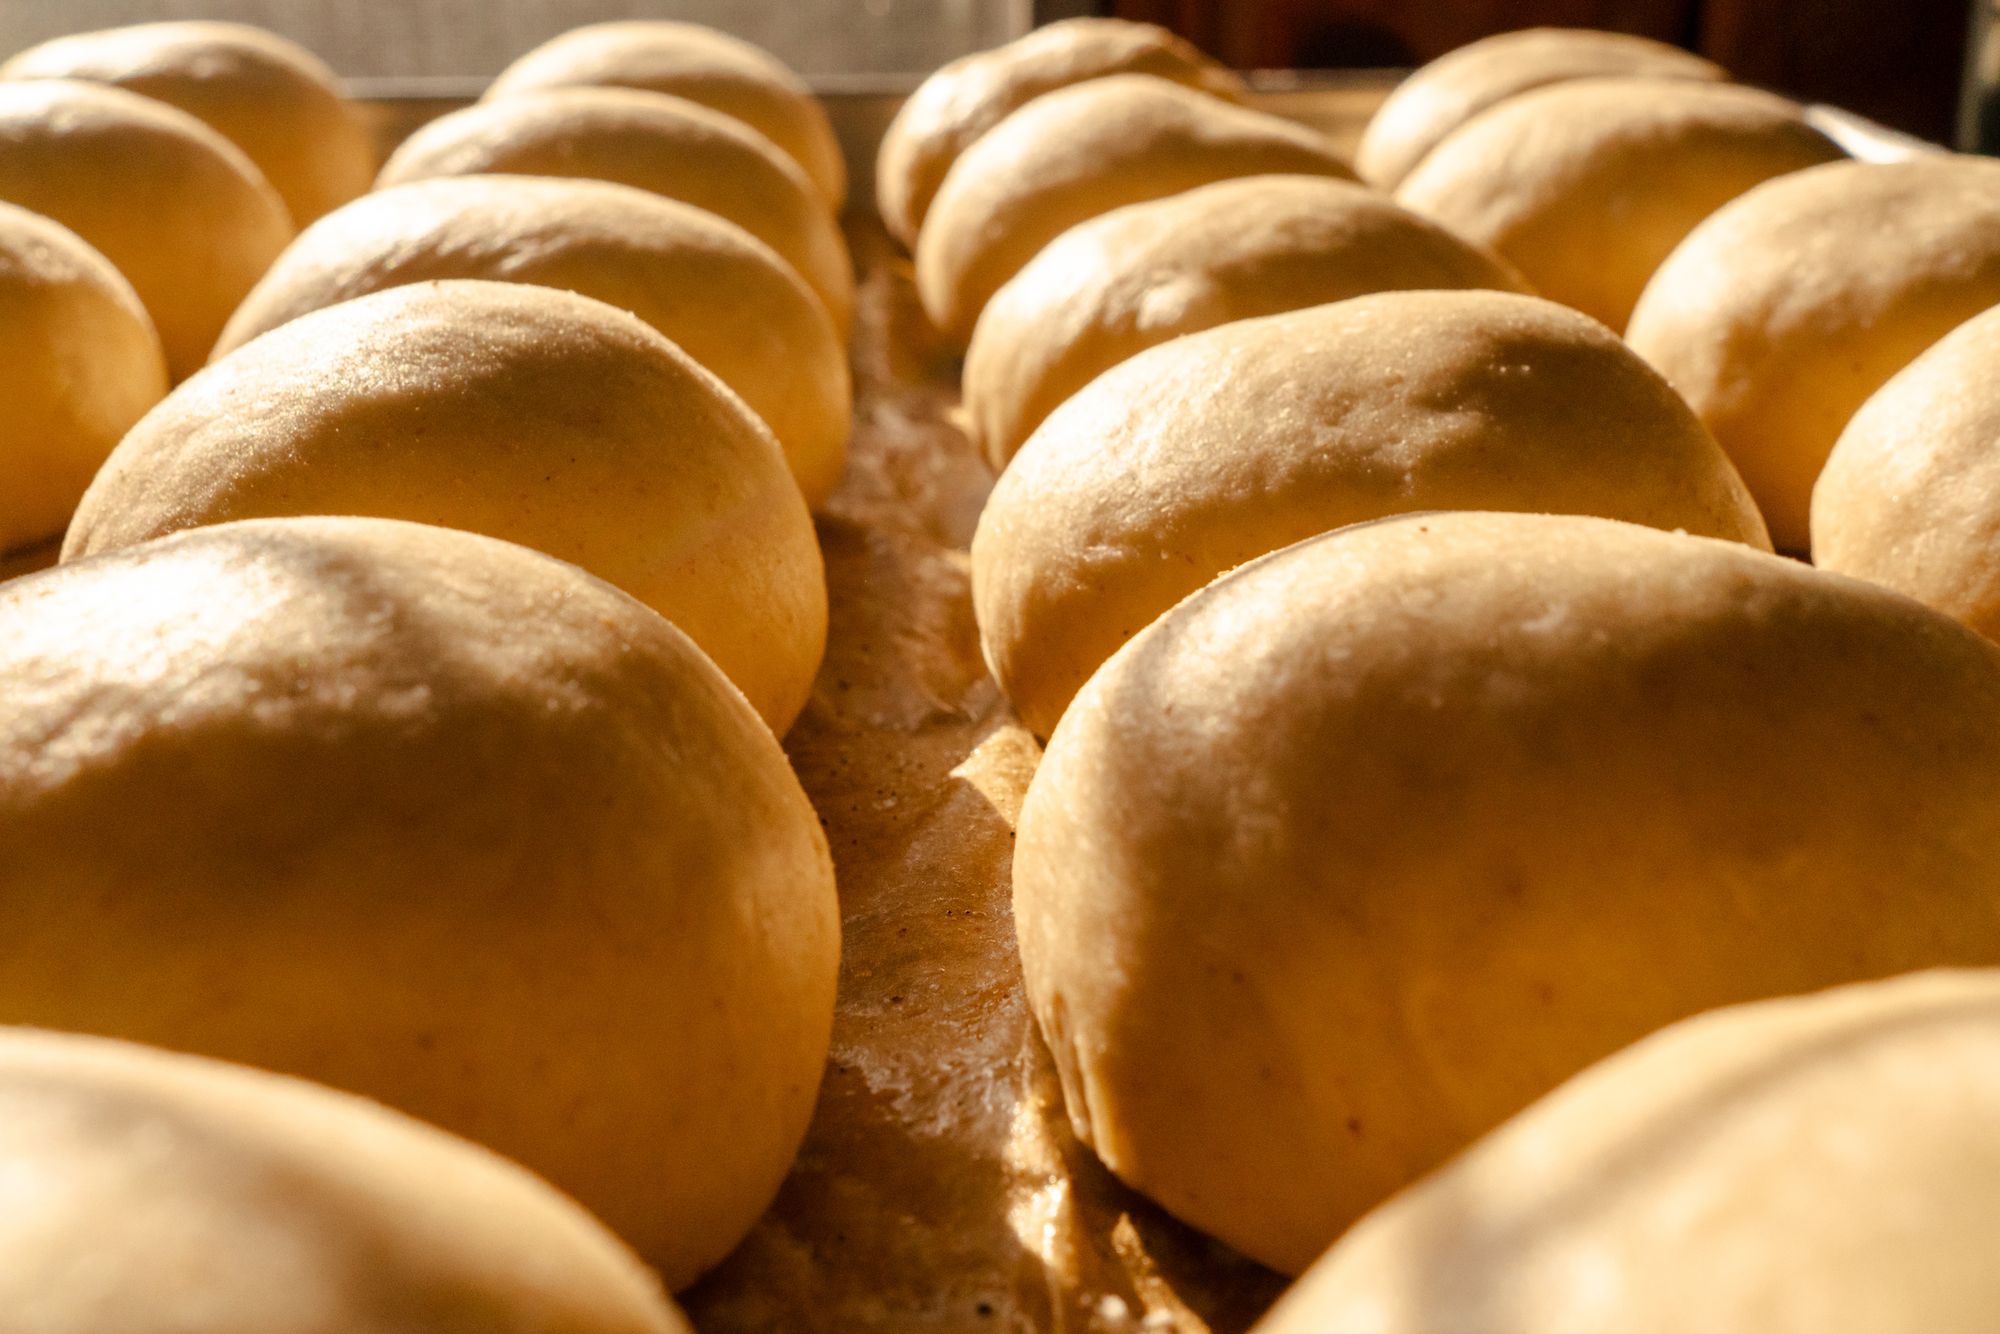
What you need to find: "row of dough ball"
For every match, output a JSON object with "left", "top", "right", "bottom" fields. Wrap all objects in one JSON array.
[
  {"left": 0, "top": 171, "right": 851, "bottom": 551},
  {"left": 889, "top": 22, "right": 2000, "bottom": 582},
  {"left": 2, "top": 13, "right": 856, "bottom": 728},
  {"left": 0, "top": 18, "right": 852, "bottom": 420},
  {"left": 0, "top": 17, "right": 862, "bottom": 1327},
  {"left": 925, "top": 24, "right": 2000, "bottom": 730},
  {"left": 881, "top": 22, "right": 1843, "bottom": 360},
  {"left": 8, "top": 227, "right": 828, "bottom": 732},
  {"left": 3, "top": 20, "right": 858, "bottom": 683},
  {"left": 912, "top": 26, "right": 1834, "bottom": 470},
  {"left": 928, "top": 23, "right": 2000, "bottom": 1323},
  {"left": 905, "top": 29, "right": 1772, "bottom": 735}
]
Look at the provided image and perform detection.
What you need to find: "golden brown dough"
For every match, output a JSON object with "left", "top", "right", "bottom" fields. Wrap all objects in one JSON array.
[
  {"left": 1358, "top": 26, "right": 1725, "bottom": 188},
  {"left": 1813, "top": 302, "right": 2000, "bottom": 633},
  {"left": 0, "top": 79, "right": 291, "bottom": 379},
  {"left": 66, "top": 280, "right": 826, "bottom": 732},
  {"left": 0, "top": 200, "right": 166, "bottom": 556},
  {"left": 973, "top": 290, "right": 1768, "bottom": 737},
  {"left": 215, "top": 175, "right": 850, "bottom": 508},
  {"left": 964, "top": 174, "right": 1531, "bottom": 468},
  {"left": 915, "top": 74, "right": 1354, "bottom": 346},
  {"left": 377, "top": 88, "right": 854, "bottom": 330},
  {"left": 1, "top": 20, "right": 374, "bottom": 225},
  {"left": 485, "top": 20, "right": 845, "bottom": 209},
  {"left": 1395, "top": 77, "right": 1843, "bottom": 329},
  {"left": 876, "top": 17, "right": 1243, "bottom": 247},
  {"left": 1627, "top": 155, "right": 2000, "bottom": 552},
  {"left": 0, "top": 1027, "right": 690, "bottom": 1332},
  {"left": 0, "top": 515, "right": 840, "bottom": 1290},
  {"left": 1258, "top": 971, "right": 2000, "bottom": 1333},
  {"left": 1015, "top": 510, "right": 2000, "bottom": 1275}
]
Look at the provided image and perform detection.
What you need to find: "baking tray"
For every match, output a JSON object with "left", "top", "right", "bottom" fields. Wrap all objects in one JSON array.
[{"left": 0, "top": 73, "right": 1941, "bottom": 1333}]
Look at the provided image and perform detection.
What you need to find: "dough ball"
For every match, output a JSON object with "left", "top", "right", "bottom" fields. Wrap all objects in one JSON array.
[
  {"left": 876, "top": 17, "right": 1243, "bottom": 247},
  {"left": 1813, "top": 302, "right": 2000, "bottom": 634},
  {"left": 1358, "top": 27, "right": 1725, "bottom": 188},
  {"left": 378, "top": 88, "right": 853, "bottom": 331},
  {"left": 0, "top": 79, "right": 291, "bottom": 379},
  {"left": 974, "top": 290, "right": 1767, "bottom": 737},
  {"left": 0, "top": 200, "right": 166, "bottom": 556},
  {"left": 0, "top": 515, "right": 840, "bottom": 1288},
  {"left": 65, "top": 280, "right": 825, "bottom": 732},
  {"left": 1258, "top": 970, "right": 2000, "bottom": 1333},
  {"left": 915, "top": 74, "right": 1354, "bottom": 346},
  {"left": 1396, "top": 78, "right": 1843, "bottom": 329},
  {"left": 965, "top": 174, "right": 1530, "bottom": 468},
  {"left": 485, "top": 21, "right": 845, "bottom": 210},
  {"left": 1627, "top": 156, "right": 2000, "bottom": 552},
  {"left": 216, "top": 175, "right": 849, "bottom": 508},
  {"left": 0, "top": 1028, "right": 689, "bottom": 1332},
  {"left": 1015, "top": 511, "right": 2000, "bottom": 1274},
  {"left": 1, "top": 20, "right": 374, "bottom": 226}
]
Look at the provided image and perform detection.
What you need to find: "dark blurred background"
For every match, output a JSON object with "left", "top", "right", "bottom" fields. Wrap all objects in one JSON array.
[
  {"left": 0, "top": 0, "right": 1975, "bottom": 143},
  {"left": 1111, "top": 0, "right": 1970, "bottom": 143}
]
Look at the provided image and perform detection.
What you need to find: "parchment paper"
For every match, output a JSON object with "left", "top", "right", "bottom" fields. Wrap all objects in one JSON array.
[{"left": 683, "top": 221, "right": 1287, "bottom": 1333}]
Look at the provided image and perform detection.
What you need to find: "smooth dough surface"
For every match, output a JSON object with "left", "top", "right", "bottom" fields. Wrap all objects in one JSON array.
[
  {"left": 1395, "top": 77, "right": 1843, "bottom": 329},
  {"left": 1357, "top": 26, "right": 1725, "bottom": 188},
  {"left": 1626, "top": 155, "right": 2000, "bottom": 552},
  {"left": 0, "top": 79, "right": 291, "bottom": 378},
  {"left": 875, "top": 17, "right": 1243, "bottom": 246},
  {"left": 974, "top": 291, "right": 1768, "bottom": 737},
  {"left": 1015, "top": 511, "right": 2000, "bottom": 1274},
  {"left": 0, "top": 200, "right": 166, "bottom": 556},
  {"left": 0, "top": 1027, "right": 689, "bottom": 1333},
  {"left": 1813, "top": 302, "right": 2000, "bottom": 635},
  {"left": 216, "top": 175, "right": 850, "bottom": 507},
  {"left": 964, "top": 174, "right": 1530, "bottom": 468},
  {"left": 484, "top": 20, "right": 845, "bottom": 209},
  {"left": 65, "top": 280, "right": 826, "bottom": 732},
  {"left": 1, "top": 20, "right": 374, "bottom": 225},
  {"left": 914, "top": 74, "right": 1354, "bottom": 346},
  {"left": 0, "top": 516, "right": 840, "bottom": 1289},
  {"left": 1258, "top": 970, "right": 2000, "bottom": 1334},
  {"left": 377, "top": 88, "right": 853, "bottom": 330}
]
